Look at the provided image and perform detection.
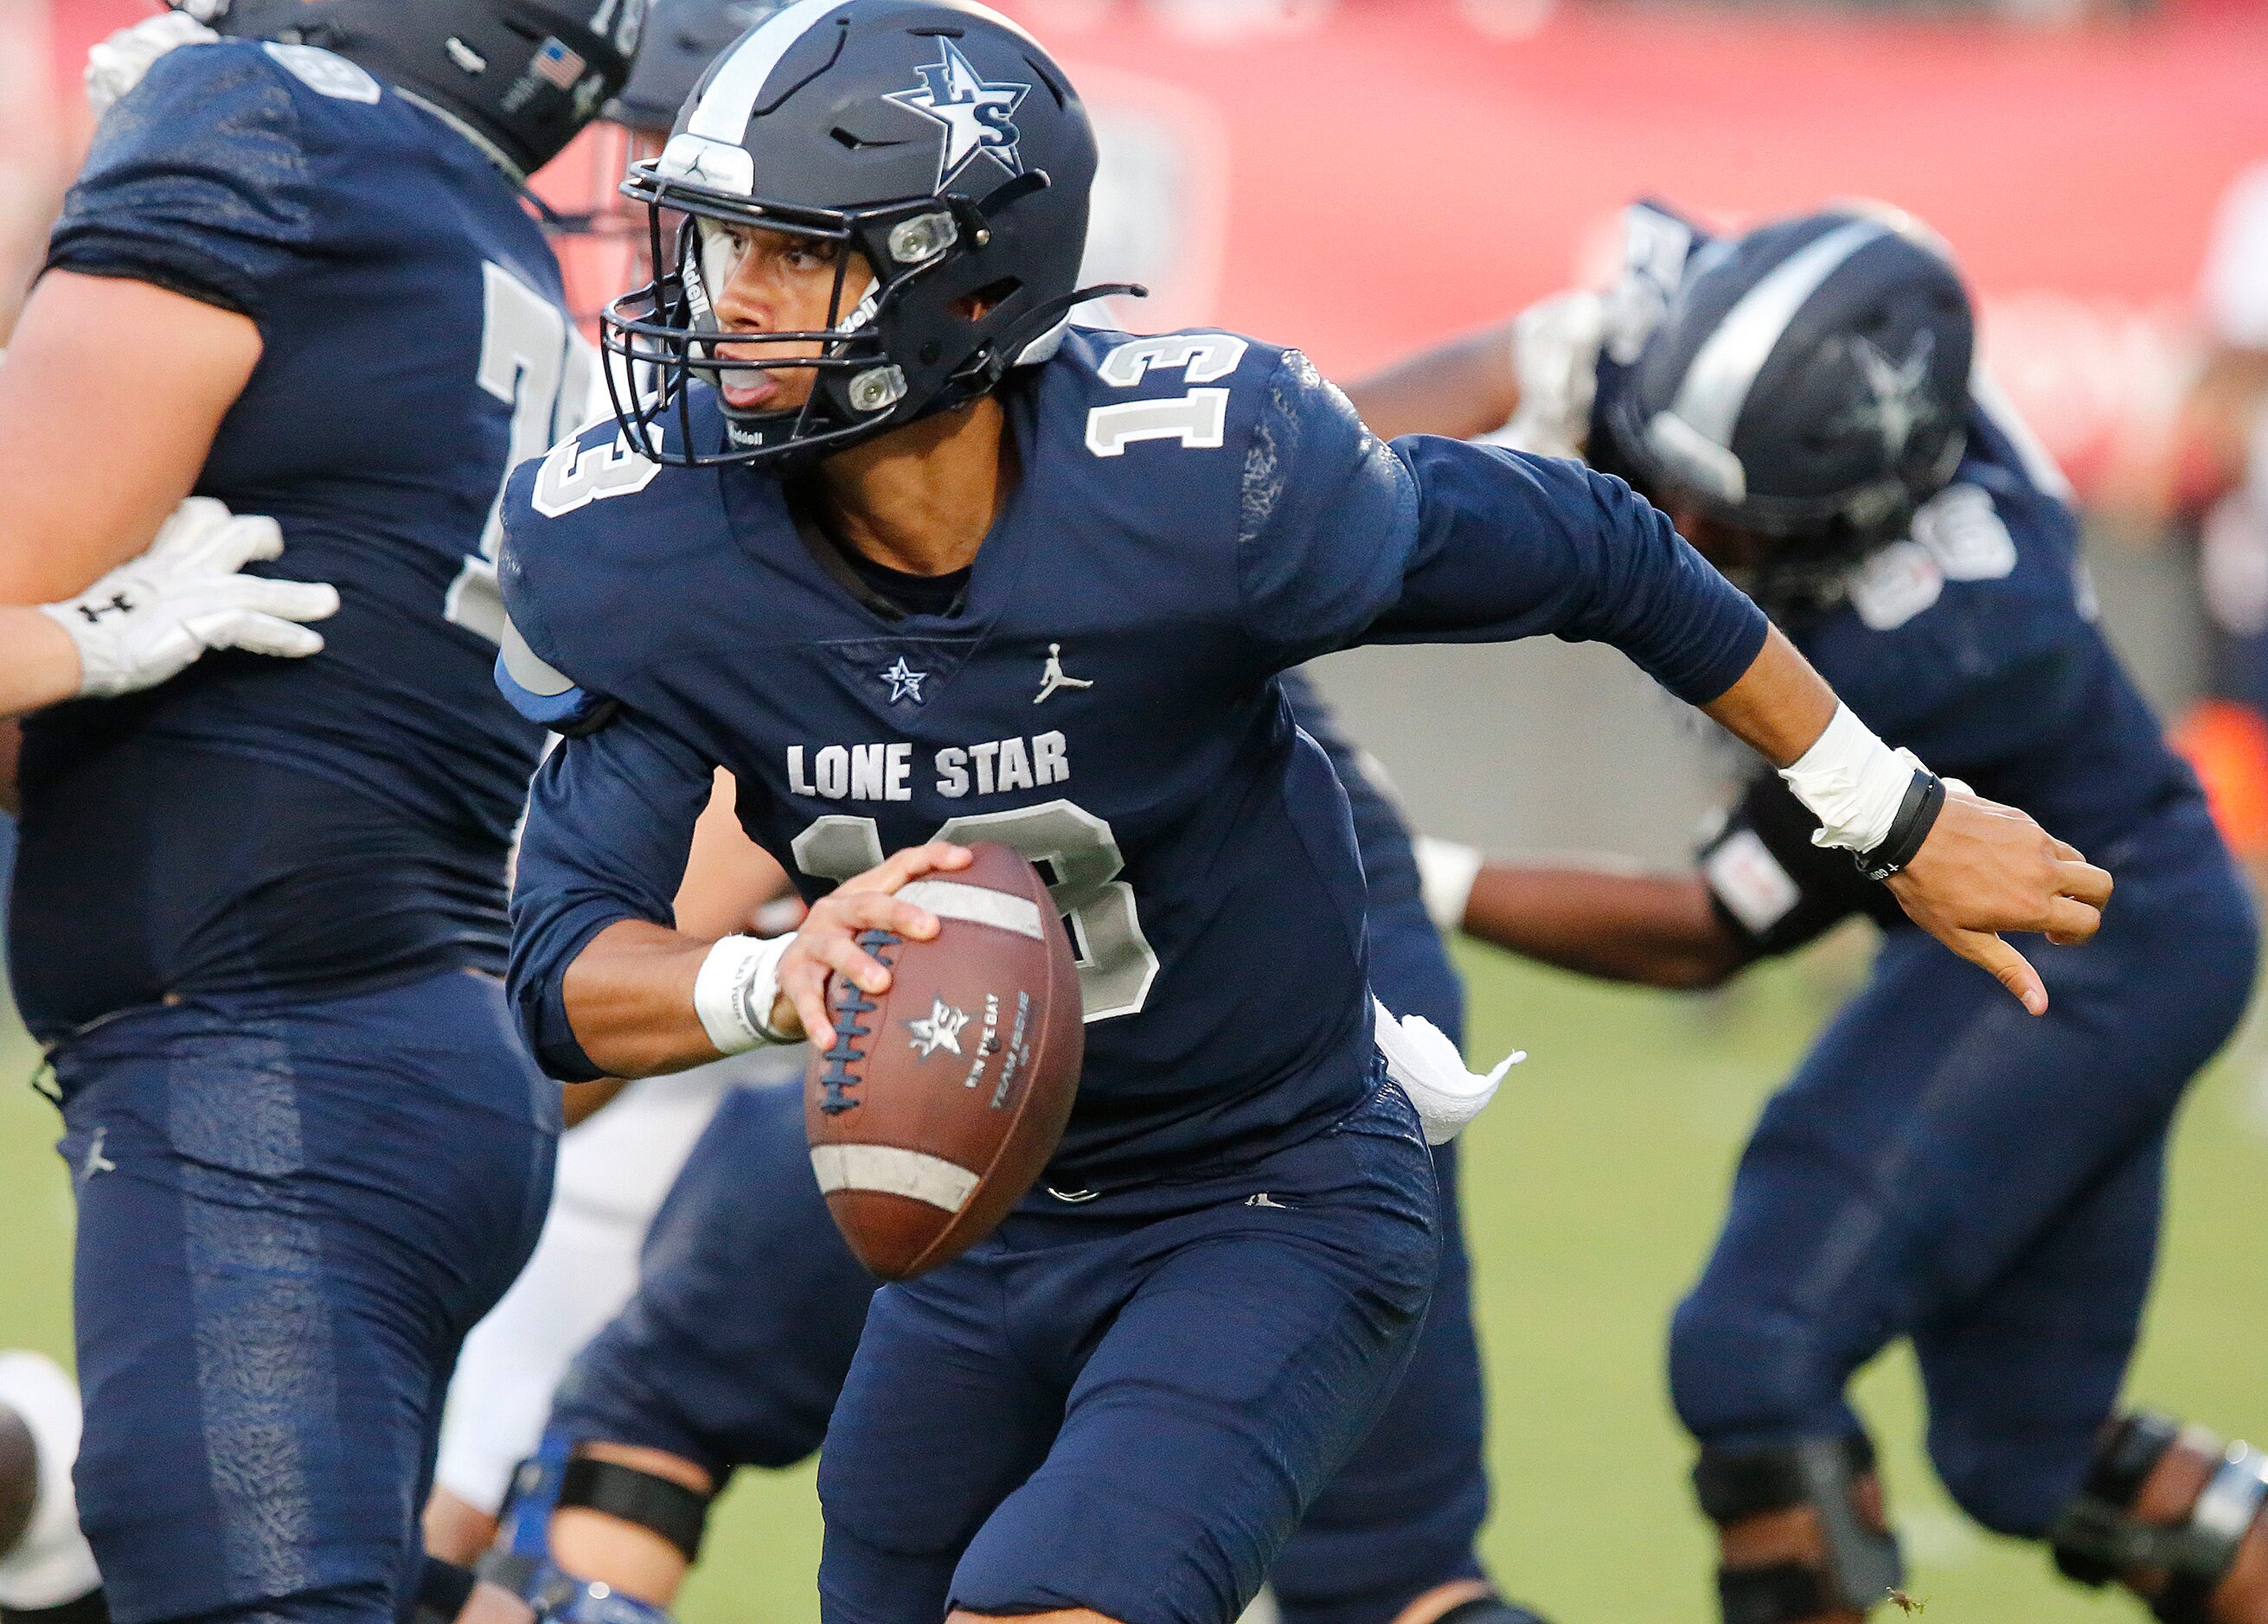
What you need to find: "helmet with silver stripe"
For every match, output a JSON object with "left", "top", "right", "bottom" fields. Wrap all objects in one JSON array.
[
  {"left": 599, "top": 0, "right": 1117, "bottom": 469},
  {"left": 1602, "top": 206, "right": 1975, "bottom": 559}
]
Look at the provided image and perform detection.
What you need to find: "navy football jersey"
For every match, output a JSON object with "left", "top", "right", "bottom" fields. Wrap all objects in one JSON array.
[
  {"left": 501, "top": 329, "right": 1766, "bottom": 1186},
  {"left": 1556, "top": 203, "right": 2203, "bottom": 956},
  {"left": 10, "top": 41, "right": 589, "bottom": 1037}
]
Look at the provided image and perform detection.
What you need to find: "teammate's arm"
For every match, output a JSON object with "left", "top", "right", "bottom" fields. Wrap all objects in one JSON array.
[
  {"left": 0, "top": 274, "right": 260, "bottom": 603},
  {"left": 1342, "top": 320, "right": 1522, "bottom": 442},
  {"left": 1444, "top": 859, "right": 1746, "bottom": 989}
]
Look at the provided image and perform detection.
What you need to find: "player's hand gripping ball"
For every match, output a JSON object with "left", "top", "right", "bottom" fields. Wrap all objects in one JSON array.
[{"left": 803, "top": 843, "right": 1083, "bottom": 1279}]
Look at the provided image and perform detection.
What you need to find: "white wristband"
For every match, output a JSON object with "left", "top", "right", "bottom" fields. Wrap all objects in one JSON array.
[
  {"left": 1414, "top": 837, "right": 1483, "bottom": 933},
  {"left": 1778, "top": 703, "right": 1926, "bottom": 854},
  {"left": 693, "top": 933, "right": 794, "bottom": 1055}
]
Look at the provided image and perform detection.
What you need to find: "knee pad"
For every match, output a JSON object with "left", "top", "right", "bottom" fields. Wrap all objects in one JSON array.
[
  {"left": 1694, "top": 1435, "right": 1904, "bottom": 1624},
  {"left": 2050, "top": 1410, "right": 2268, "bottom": 1624}
]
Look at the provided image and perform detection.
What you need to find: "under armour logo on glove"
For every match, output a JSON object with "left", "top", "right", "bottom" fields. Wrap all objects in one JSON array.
[{"left": 42, "top": 496, "right": 340, "bottom": 699}]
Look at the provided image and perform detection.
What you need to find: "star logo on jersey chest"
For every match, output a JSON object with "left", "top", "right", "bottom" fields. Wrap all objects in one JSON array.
[
  {"left": 880, "top": 655, "right": 928, "bottom": 705},
  {"left": 884, "top": 38, "right": 1029, "bottom": 191},
  {"left": 906, "top": 997, "right": 971, "bottom": 1059}
]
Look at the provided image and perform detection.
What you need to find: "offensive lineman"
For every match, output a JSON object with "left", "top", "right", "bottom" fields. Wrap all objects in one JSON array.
[
  {"left": 1364, "top": 201, "right": 2266, "bottom": 1624},
  {"left": 497, "top": 7, "right": 2105, "bottom": 1624},
  {"left": 0, "top": 6, "right": 641, "bottom": 1624}
]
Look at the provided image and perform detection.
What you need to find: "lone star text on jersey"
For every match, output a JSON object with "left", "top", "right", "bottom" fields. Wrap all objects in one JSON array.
[{"left": 786, "top": 730, "right": 1071, "bottom": 803}]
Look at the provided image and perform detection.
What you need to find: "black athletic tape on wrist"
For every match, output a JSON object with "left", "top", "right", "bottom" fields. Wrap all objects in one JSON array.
[
  {"left": 558, "top": 1457, "right": 709, "bottom": 1563},
  {"left": 1853, "top": 770, "right": 1945, "bottom": 884}
]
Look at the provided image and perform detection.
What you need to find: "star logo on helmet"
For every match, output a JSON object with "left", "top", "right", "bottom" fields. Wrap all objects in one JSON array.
[
  {"left": 885, "top": 38, "right": 1029, "bottom": 191},
  {"left": 1836, "top": 331, "right": 1938, "bottom": 460}
]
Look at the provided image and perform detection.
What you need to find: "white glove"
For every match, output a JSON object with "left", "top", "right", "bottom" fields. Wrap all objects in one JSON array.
[
  {"left": 86, "top": 9, "right": 217, "bottom": 119},
  {"left": 1372, "top": 997, "right": 1524, "bottom": 1147},
  {"left": 42, "top": 497, "right": 341, "bottom": 699}
]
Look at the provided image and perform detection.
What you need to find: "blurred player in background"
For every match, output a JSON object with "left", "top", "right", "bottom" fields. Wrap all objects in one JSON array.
[
  {"left": 2162, "top": 163, "right": 2268, "bottom": 892},
  {"left": 496, "top": 9, "right": 2101, "bottom": 1624},
  {"left": 1363, "top": 201, "right": 2266, "bottom": 1624},
  {"left": 0, "top": 7, "right": 641, "bottom": 1624}
]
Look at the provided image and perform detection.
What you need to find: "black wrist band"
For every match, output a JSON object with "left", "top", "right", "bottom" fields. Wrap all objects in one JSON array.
[{"left": 1853, "top": 770, "right": 1945, "bottom": 883}]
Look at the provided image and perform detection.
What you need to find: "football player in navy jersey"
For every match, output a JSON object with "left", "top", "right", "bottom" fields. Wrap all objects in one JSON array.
[
  {"left": 470, "top": 668, "right": 1535, "bottom": 1624},
  {"left": 457, "top": 6, "right": 1521, "bottom": 1621},
  {"left": 0, "top": 6, "right": 644, "bottom": 1624},
  {"left": 497, "top": 8, "right": 2105, "bottom": 1624},
  {"left": 1363, "top": 203, "right": 2268, "bottom": 1624}
]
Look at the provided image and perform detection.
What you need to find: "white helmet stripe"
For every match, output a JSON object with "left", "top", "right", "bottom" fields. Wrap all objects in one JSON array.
[
  {"left": 1669, "top": 218, "right": 1889, "bottom": 451},
  {"left": 685, "top": 0, "right": 857, "bottom": 144}
]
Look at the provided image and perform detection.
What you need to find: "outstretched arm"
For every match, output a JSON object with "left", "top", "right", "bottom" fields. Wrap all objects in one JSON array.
[
  {"left": 1343, "top": 320, "right": 1522, "bottom": 443},
  {"left": 1445, "top": 854, "right": 1747, "bottom": 990}
]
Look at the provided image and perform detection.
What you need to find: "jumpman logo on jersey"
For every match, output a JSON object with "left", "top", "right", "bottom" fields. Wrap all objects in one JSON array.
[
  {"left": 1034, "top": 643, "right": 1092, "bottom": 705},
  {"left": 77, "top": 1126, "right": 116, "bottom": 1185}
]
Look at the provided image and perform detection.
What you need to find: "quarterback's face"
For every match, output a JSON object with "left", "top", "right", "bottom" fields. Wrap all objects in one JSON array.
[{"left": 700, "top": 221, "right": 878, "bottom": 415}]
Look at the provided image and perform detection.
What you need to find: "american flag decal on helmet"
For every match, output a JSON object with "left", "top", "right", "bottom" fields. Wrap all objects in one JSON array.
[{"left": 534, "top": 38, "right": 587, "bottom": 90}]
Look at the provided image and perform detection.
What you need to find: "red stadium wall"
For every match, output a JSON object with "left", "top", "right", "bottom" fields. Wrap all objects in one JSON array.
[{"left": 36, "top": 0, "right": 2268, "bottom": 493}]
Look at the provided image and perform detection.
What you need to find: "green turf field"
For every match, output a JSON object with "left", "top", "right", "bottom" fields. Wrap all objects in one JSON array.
[{"left": 4, "top": 932, "right": 2263, "bottom": 1624}]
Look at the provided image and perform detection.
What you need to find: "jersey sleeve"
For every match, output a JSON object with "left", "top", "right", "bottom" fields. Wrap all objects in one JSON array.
[
  {"left": 44, "top": 42, "right": 317, "bottom": 321},
  {"left": 493, "top": 451, "right": 618, "bottom": 733},
  {"left": 1374, "top": 435, "right": 1770, "bottom": 705},
  {"left": 1231, "top": 348, "right": 1768, "bottom": 703},
  {"left": 506, "top": 710, "right": 717, "bottom": 1081},
  {"left": 1697, "top": 772, "right": 1901, "bottom": 960}
]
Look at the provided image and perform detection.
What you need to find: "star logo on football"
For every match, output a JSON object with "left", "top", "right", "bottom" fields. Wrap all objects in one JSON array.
[
  {"left": 885, "top": 38, "right": 1029, "bottom": 190},
  {"left": 906, "top": 997, "right": 971, "bottom": 1059},
  {"left": 880, "top": 656, "right": 928, "bottom": 705}
]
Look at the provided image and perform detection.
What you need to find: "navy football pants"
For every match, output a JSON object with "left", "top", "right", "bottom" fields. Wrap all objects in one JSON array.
[
  {"left": 817, "top": 1077, "right": 1440, "bottom": 1624},
  {"left": 551, "top": 1084, "right": 1490, "bottom": 1624},
  {"left": 1669, "top": 802, "right": 2255, "bottom": 1537},
  {"left": 51, "top": 971, "right": 555, "bottom": 1624}
]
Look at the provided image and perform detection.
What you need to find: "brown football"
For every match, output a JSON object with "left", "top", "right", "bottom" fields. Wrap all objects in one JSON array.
[{"left": 804, "top": 842, "right": 1084, "bottom": 1281}]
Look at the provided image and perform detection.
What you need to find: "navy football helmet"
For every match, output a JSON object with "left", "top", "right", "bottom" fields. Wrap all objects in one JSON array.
[
  {"left": 1601, "top": 207, "right": 1975, "bottom": 565},
  {"left": 609, "top": 0, "right": 789, "bottom": 133},
  {"left": 197, "top": 0, "right": 646, "bottom": 176},
  {"left": 601, "top": 0, "right": 1123, "bottom": 468}
]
